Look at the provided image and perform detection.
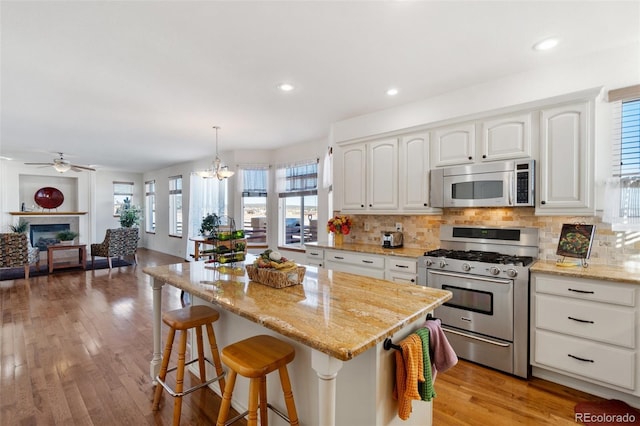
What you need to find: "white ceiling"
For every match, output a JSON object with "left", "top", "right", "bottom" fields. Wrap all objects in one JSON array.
[{"left": 1, "top": 1, "right": 638, "bottom": 172}]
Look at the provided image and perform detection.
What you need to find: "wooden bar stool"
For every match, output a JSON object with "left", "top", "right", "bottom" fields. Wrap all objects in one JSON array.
[
  {"left": 152, "top": 305, "right": 226, "bottom": 426},
  {"left": 216, "top": 334, "right": 299, "bottom": 426}
]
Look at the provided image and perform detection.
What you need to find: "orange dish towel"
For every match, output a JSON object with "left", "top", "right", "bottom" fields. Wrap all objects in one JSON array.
[{"left": 393, "top": 333, "right": 425, "bottom": 420}]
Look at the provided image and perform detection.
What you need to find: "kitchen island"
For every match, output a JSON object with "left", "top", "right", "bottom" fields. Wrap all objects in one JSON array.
[{"left": 144, "top": 259, "right": 451, "bottom": 426}]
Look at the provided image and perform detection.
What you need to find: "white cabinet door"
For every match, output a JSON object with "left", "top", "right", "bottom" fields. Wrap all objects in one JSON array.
[
  {"left": 336, "top": 143, "right": 367, "bottom": 211},
  {"left": 367, "top": 138, "right": 398, "bottom": 210},
  {"left": 538, "top": 101, "right": 594, "bottom": 215},
  {"left": 399, "top": 132, "right": 432, "bottom": 210},
  {"left": 432, "top": 123, "right": 476, "bottom": 167},
  {"left": 480, "top": 113, "right": 532, "bottom": 161}
]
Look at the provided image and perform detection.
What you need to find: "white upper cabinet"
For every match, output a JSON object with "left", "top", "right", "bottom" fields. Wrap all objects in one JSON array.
[
  {"left": 367, "top": 138, "right": 398, "bottom": 211},
  {"left": 480, "top": 113, "right": 532, "bottom": 161},
  {"left": 432, "top": 123, "right": 476, "bottom": 167},
  {"left": 334, "top": 138, "right": 398, "bottom": 213},
  {"left": 399, "top": 132, "right": 435, "bottom": 211},
  {"left": 537, "top": 101, "right": 594, "bottom": 215},
  {"left": 433, "top": 113, "right": 533, "bottom": 168},
  {"left": 335, "top": 143, "right": 367, "bottom": 211},
  {"left": 334, "top": 134, "right": 438, "bottom": 214}
]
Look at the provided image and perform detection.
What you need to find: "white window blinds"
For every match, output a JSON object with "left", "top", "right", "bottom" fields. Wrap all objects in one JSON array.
[
  {"left": 276, "top": 159, "right": 318, "bottom": 196},
  {"left": 604, "top": 89, "right": 640, "bottom": 231}
]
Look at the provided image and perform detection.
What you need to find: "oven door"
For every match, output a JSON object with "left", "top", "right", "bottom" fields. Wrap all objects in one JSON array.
[
  {"left": 443, "top": 171, "right": 513, "bottom": 207},
  {"left": 427, "top": 269, "right": 513, "bottom": 341}
]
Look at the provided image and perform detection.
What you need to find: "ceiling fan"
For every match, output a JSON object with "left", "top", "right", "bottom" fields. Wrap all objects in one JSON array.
[{"left": 25, "top": 152, "right": 96, "bottom": 173}]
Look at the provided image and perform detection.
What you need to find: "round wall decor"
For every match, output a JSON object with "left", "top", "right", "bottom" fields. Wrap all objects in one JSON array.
[{"left": 34, "top": 187, "right": 64, "bottom": 209}]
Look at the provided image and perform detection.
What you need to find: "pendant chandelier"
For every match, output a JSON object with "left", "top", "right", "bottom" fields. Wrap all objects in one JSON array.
[{"left": 196, "top": 126, "right": 235, "bottom": 180}]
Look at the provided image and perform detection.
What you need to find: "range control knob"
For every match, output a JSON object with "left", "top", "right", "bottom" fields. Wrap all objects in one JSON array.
[
  {"left": 439, "top": 259, "right": 448, "bottom": 268},
  {"left": 506, "top": 269, "right": 518, "bottom": 278},
  {"left": 489, "top": 266, "right": 501, "bottom": 275},
  {"left": 462, "top": 263, "right": 471, "bottom": 272},
  {"left": 425, "top": 258, "right": 433, "bottom": 267}
]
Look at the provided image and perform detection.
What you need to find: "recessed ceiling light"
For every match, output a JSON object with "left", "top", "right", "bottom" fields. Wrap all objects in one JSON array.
[
  {"left": 386, "top": 88, "right": 399, "bottom": 96},
  {"left": 532, "top": 37, "right": 559, "bottom": 51},
  {"left": 277, "top": 83, "right": 295, "bottom": 92}
]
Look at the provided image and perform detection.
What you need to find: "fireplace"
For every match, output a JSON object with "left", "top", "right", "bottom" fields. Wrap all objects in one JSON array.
[{"left": 30, "top": 224, "right": 71, "bottom": 250}]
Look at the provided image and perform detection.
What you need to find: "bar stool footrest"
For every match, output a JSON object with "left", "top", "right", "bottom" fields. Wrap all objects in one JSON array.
[
  {"left": 223, "top": 403, "right": 291, "bottom": 425},
  {"left": 155, "top": 357, "right": 226, "bottom": 398}
]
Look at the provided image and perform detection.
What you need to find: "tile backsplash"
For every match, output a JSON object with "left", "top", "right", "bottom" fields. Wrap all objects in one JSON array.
[{"left": 337, "top": 208, "right": 640, "bottom": 267}]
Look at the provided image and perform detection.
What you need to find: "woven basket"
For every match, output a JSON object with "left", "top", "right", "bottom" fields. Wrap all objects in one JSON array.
[{"left": 246, "top": 264, "right": 306, "bottom": 288}]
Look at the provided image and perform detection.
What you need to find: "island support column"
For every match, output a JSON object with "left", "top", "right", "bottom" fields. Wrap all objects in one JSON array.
[
  {"left": 311, "top": 350, "right": 344, "bottom": 426},
  {"left": 149, "top": 277, "right": 165, "bottom": 383}
]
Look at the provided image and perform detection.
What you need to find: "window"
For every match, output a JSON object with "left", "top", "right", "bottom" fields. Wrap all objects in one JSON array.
[
  {"left": 276, "top": 160, "right": 318, "bottom": 246},
  {"left": 145, "top": 180, "right": 156, "bottom": 233},
  {"left": 185, "top": 173, "right": 228, "bottom": 259},
  {"left": 113, "top": 181, "right": 134, "bottom": 216},
  {"left": 169, "top": 176, "right": 183, "bottom": 237},
  {"left": 604, "top": 85, "right": 640, "bottom": 231},
  {"left": 240, "top": 166, "right": 269, "bottom": 246}
]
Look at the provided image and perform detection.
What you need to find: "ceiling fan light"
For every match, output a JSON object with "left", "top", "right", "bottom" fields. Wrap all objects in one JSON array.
[{"left": 53, "top": 162, "right": 71, "bottom": 173}]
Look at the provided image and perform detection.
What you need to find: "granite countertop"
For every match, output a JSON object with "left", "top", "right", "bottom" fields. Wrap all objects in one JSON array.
[
  {"left": 531, "top": 259, "right": 640, "bottom": 285},
  {"left": 306, "top": 241, "right": 427, "bottom": 259},
  {"left": 143, "top": 258, "right": 451, "bottom": 361}
]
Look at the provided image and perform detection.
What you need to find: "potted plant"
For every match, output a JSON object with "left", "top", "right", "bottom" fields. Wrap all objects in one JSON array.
[
  {"left": 9, "top": 218, "right": 29, "bottom": 234},
  {"left": 120, "top": 205, "right": 142, "bottom": 228},
  {"left": 56, "top": 230, "right": 79, "bottom": 245},
  {"left": 200, "top": 213, "right": 220, "bottom": 237}
]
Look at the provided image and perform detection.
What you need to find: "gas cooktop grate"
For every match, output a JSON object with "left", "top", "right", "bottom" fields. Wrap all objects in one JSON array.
[{"left": 423, "top": 249, "right": 534, "bottom": 267}]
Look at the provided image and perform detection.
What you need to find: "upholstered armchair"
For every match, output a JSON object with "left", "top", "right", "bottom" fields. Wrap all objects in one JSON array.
[
  {"left": 90, "top": 228, "right": 139, "bottom": 269},
  {"left": 0, "top": 233, "right": 41, "bottom": 279}
]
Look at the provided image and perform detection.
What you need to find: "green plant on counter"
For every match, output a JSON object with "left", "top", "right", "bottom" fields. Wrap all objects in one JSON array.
[{"left": 9, "top": 218, "right": 29, "bottom": 234}]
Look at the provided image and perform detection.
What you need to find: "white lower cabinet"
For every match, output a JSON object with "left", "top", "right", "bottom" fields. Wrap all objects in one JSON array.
[
  {"left": 531, "top": 273, "right": 640, "bottom": 397},
  {"left": 385, "top": 256, "right": 417, "bottom": 284},
  {"left": 305, "top": 247, "right": 324, "bottom": 267},
  {"left": 323, "top": 249, "right": 385, "bottom": 279}
]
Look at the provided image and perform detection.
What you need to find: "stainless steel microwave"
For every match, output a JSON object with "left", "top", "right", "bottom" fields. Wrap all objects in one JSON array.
[{"left": 430, "top": 160, "right": 535, "bottom": 208}]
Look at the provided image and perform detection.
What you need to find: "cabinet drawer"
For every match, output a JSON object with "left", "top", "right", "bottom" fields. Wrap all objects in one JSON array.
[
  {"left": 386, "top": 257, "right": 417, "bottom": 274},
  {"left": 305, "top": 248, "right": 324, "bottom": 259},
  {"left": 536, "top": 294, "right": 635, "bottom": 348},
  {"left": 535, "top": 275, "right": 636, "bottom": 307},
  {"left": 324, "top": 250, "right": 385, "bottom": 269},
  {"left": 386, "top": 271, "right": 418, "bottom": 285},
  {"left": 535, "top": 330, "right": 635, "bottom": 390}
]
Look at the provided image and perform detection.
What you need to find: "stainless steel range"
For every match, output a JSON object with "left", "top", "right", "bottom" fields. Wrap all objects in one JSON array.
[{"left": 417, "top": 225, "right": 538, "bottom": 378}]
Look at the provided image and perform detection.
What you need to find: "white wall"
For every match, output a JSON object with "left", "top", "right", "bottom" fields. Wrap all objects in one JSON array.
[
  {"left": 93, "top": 170, "right": 144, "bottom": 244},
  {"left": 141, "top": 140, "right": 329, "bottom": 260},
  {"left": 0, "top": 160, "right": 144, "bottom": 245}
]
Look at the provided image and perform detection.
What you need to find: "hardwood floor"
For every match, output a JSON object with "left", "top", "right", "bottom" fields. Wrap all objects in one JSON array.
[
  {"left": 1, "top": 248, "right": 604, "bottom": 425},
  {"left": 433, "top": 359, "right": 604, "bottom": 425}
]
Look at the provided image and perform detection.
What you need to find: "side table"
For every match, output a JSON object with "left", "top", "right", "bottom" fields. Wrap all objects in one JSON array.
[{"left": 48, "top": 244, "right": 87, "bottom": 273}]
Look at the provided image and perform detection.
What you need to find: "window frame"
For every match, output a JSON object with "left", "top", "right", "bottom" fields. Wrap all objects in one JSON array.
[
  {"left": 240, "top": 166, "right": 269, "bottom": 247},
  {"left": 145, "top": 180, "right": 156, "bottom": 234},
  {"left": 605, "top": 85, "right": 640, "bottom": 231},
  {"left": 113, "top": 181, "right": 134, "bottom": 217},
  {"left": 276, "top": 160, "right": 319, "bottom": 248},
  {"left": 169, "top": 175, "right": 183, "bottom": 237}
]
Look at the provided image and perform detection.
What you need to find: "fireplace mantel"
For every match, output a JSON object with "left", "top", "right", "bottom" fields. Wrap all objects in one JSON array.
[{"left": 10, "top": 212, "right": 87, "bottom": 216}]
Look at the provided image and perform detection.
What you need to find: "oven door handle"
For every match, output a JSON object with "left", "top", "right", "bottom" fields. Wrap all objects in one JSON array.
[
  {"left": 442, "top": 326, "right": 511, "bottom": 348},
  {"left": 427, "top": 269, "right": 511, "bottom": 285}
]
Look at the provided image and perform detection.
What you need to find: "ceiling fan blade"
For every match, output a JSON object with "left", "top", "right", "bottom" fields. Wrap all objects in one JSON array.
[
  {"left": 25, "top": 162, "right": 55, "bottom": 166},
  {"left": 70, "top": 164, "right": 96, "bottom": 171}
]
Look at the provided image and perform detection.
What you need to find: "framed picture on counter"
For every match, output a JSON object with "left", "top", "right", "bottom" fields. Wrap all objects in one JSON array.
[{"left": 556, "top": 223, "right": 596, "bottom": 259}]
